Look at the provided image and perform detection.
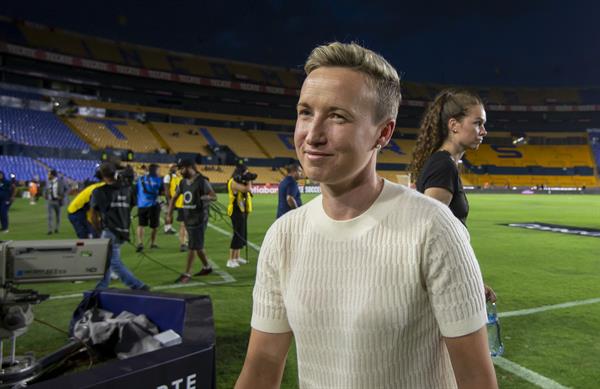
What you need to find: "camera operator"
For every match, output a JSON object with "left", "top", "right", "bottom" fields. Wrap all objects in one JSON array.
[
  {"left": 226, "top": 163, "right": 255, "bottom": 268},
  {"left": 90, "top": 162, "right": 148, "bottom": 290},
  {"left": 135, "top": 163, "right": 163, "bottom": 252}
]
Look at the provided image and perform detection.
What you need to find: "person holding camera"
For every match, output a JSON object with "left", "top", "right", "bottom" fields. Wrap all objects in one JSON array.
[
  {"left": 166, "top": 159, "right": 216, "bottom": 283},
  {"left": 135, "top": 163, "right": 163, "bottom": 252},
  {"left": 90, "top": 162, "right": 148, "bottom": 290},
  {"left": 226, "top": 163, "right": 254, "bottom": 268}
]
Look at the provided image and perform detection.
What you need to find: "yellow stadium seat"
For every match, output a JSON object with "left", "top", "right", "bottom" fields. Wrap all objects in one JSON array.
[
  {"left": 152, "top": 123, "right": 210, "bottom": 154},
  {"left": 66, "top": 116, "right": 162, "bottom": 153}
]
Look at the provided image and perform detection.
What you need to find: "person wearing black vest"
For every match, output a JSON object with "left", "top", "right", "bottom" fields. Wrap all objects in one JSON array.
[
  {"left": 90, "top": 162, "right": 148, "bottom": 290},
  {"left": 166, "top": 159, "right": 216, "bottom": 284}
]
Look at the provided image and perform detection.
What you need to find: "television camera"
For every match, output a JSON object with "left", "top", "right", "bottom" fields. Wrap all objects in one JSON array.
[{"left": 0, "top": 239, "right": 110, "bottom": 387}]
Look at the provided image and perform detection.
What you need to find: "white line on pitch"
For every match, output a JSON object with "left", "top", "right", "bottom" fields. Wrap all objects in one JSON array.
[
  {"left": 500, "top": 297, "right": 600, "bottom": 318},
  {"left": 493, "top": 357, "right": 570, "bottom": 389}
]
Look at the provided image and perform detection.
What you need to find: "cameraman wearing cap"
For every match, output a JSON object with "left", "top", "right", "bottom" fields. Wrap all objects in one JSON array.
[
  {"left": 90, "top": 162, "right": 148, "bottom": 290},
  {"left": 166, "top": 159, "right": 216, "bottom": 283},
  {"left": 226, "top": 163, "right": 255, "bottom": 268}
]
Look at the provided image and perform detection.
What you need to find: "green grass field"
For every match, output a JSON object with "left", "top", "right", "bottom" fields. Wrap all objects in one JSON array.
[{"left": 3, "top": 192, "right": 600, "bottom": 388}]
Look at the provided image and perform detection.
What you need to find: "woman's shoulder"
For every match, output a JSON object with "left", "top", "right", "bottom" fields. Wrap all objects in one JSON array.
[{"left": 425, "top": 151, "right": 457, "bottom": 171}]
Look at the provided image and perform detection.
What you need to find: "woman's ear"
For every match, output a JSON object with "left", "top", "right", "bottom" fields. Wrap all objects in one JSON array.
[
  {"left": 377, "top": 119, "right": 396, "bottom": 148},
  {"left": 447, "top": 117, "right": 459, "bottom": 134}
]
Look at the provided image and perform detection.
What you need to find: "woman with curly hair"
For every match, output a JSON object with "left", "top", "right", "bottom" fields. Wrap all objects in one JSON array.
[
  {"left": 410, "top": 89, "right": 486, "bottom": 225},
  {"left": 410, "top": 89, "right": 496, "bottom": 302}
]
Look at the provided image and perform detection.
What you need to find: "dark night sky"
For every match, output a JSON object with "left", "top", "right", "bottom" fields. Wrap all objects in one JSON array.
[{"left": 2, "top": 0, "right": 600, "bottom": 87}]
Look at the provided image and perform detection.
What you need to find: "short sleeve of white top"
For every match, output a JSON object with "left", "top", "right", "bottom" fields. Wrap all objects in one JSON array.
[
  {"left": 251, "top": 180, "right": 487, "bottom": 388},
  {"left": 163, "top": 174, "right": 171, "bottom": 185}
]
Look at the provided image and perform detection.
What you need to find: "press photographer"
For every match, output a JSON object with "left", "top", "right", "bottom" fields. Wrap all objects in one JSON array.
[
  {"left": 90, "top": 162, "right": 149, "bottom": 290},
  {"left": 226, "top": 163, "right": 255, "bottom": 268}
]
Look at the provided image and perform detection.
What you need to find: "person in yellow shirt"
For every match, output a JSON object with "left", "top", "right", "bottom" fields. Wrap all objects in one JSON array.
[
  {"left": 164, "top": 163, "right": 188, "bottom": 251},
  {"left": 67, "top": 181, "right": 105, "bottom": 238},
  {"left": 226, "top": 163, "right": 253, "bottom": 268}
]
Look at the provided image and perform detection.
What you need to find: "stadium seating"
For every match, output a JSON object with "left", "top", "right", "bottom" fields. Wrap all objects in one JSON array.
[
  {"left": 65, "top": 116, "right": 162, "bottom": 152},
  {"left": 6, "top": 18, "right": 302, "bottom": 89},
  {"left": 0, "top": 155, "right": 48, "bottom": 182},
  {"left": 6, "top": 17, "right": 600, "bottom": 105},
  {"left": 38, "top": 158, "right": 98, "bottom": 182},
  {"left": 0, "top": 106, "right": 88, "bottom": 149},
  {"left": 461, "top": 173, "right": 597, "bottom": 188},
  {"left": 151, "top": 123, "right": 210, "bottom": 154},
  {"left": 464, "top": 144, "right": 594, "bottom": 169},
  {"left": 589, "top": 131, "right": 600, "bottom": 172},
  {"left": 248, "top": 130, "right": 296, "bottom": 159},
  {"left": 72, "top": 99, "right": 296, "bottom": 128},
  {"left": 203, "top": 127, "right": 268, "bottom": 158},
  {"left": 377, "top": 139, "right": 416, "bottom": 164}
]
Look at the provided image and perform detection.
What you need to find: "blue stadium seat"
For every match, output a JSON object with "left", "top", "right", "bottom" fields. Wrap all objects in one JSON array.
[
  {"left": 0, "top": 106, "right": 88, "bottom": 149},
  {"left": 0, "top": 155, "right": 48, "bottom": 182},
  {"left": 38, "top": 158, "right": 98, "bottom": 182}
]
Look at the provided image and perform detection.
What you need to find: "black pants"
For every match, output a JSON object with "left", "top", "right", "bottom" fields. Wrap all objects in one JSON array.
[{"left": 230, "top": 206, "right": 247, "bottom": 250}]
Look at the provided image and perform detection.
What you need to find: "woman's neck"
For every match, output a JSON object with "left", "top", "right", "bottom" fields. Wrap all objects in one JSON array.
[
  {"left": 320, "top": 160, "right": 383, "bottom": 221},
  {"left": 439, "top": 140, "right": 465, "bottom": 164}
]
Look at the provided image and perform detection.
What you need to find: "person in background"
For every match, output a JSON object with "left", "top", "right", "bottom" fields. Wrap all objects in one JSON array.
[
  {"left": 67, "top": 180, "right": 105, "bottom": 238},
  {"left": 0, "top": 171, "right": 16, "bottom": 233},
  {"left": 28, "top": 178, "right": 39, "bottom": 205},
  {"left": 135, "top": 163, "right": 163, "bottom": 252},
  {"left": 162, "top": 163, "right": 178, "bottom": 235},
  {"left": 166, "top": 159, "right": 216, "bottom": 283},
  {"left": 45, "top": 169, "right": 66, "bottom": 235},
  {"left": 226, "top": 163, "right": 253, "bottom": 268},
  {"left": 91, "top": 162, "right": 148, "bottom": 290},
  {"left": 410, "top": 89, "right": 496, "bottom": 303},
  {"left": 165, "top": 163, "right": 189, "bottom": 251},
  {"left": 276, "top": 162, "right": 303, "bottom": 218}
]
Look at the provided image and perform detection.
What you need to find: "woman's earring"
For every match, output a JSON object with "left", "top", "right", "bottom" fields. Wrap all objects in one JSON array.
[{"left": 376, "top": 144, "right": 382, "bottom": 151}]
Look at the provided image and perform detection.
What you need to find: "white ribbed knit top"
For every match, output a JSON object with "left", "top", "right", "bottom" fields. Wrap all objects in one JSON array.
[{"left": 251, "top": 180, "right": 486, "bottom": 389}]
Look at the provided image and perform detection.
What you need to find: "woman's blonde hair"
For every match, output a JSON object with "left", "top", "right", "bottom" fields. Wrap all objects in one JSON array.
[{"left": 304, "top": 42, "right": 402, "bottom": 123}]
